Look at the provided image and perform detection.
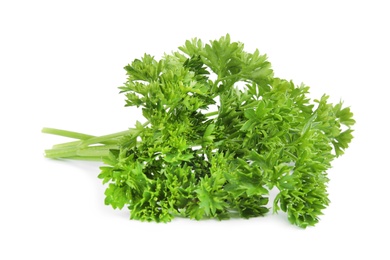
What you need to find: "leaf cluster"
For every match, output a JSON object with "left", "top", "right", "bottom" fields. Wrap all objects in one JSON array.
[
  {"left": 43, "top": 35, "right": 355, "bottom": 228},
  {"left": 102, "top": 35, "right": 355, "bottom": 227}
]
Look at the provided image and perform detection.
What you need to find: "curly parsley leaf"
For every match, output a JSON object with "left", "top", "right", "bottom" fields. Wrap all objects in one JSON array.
[{"left": 42, "top": 34, "right": 355, "bottom": 228}]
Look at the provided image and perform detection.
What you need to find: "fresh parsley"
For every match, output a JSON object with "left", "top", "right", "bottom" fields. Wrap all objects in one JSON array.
[{"left": 43, "top": 35, "right": 355, "bottom": 228}]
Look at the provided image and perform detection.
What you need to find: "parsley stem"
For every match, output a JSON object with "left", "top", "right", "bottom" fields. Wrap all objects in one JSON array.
[
  {"left": 42, "top": 127, "right": 139, "bottom": 149},
  {"left": 42, "top": 127, "right": 95, "bottom": 140},
  {"left": 53, "top": 138, "right": 120, "bottom": 149},
  {"left": 44, "top": 144, "right": 118, "bottom": 159},
  {"left": 80, "top": 129, "right": 135, "bottom": 146},
  {"left": 204, "top": 111, "right": 219, "bottom": 117},
  {"left": 42, "top": 126, "right": 147, "bottom": 159},
  {"left": 62, "top": 156, "right": 105, "bottom": 161}
]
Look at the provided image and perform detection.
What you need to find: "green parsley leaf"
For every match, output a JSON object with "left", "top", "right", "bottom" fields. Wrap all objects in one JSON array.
[{"left": 42, "top": 34, "right": 355, "bottom": 228}]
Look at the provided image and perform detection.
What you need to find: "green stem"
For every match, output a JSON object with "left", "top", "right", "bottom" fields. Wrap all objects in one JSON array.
[
  {"left": 44, "top": 147, "right": 79, "bottom": 158},
  {"left": 45, "top": 144, "right": 119, "bottom": 159},
  {"left": 42, "top": 127, "right": 120, "bottom": 149},
  {"left": 62, "top": 156, "right": 106, "bottom": 161},
  {"left": 80, "top": 129, "right": 135, "bottom": 146},
  {"left": 53, "top": 138, "right": 120, "bottom": 149},
  {"left": 42, "top": 121, "right": 151, "bottom": 160},
  {"left": 42, "top": 128, "right": 136, "bottom": 148},
  {"left": 42, "top": 127, "right": 136, "bottom": 160},
  {"left": 43, "top": 121, "right": 150, "bottom": 149},
  {"left": 42, "top": 128, "right": 95, "bottom": 140},
  {"left": 204, "top": 110, "right": 219, "bottom": 117},
  {"left": 77, "top": 145, "right": 119, "bottom": 157}
]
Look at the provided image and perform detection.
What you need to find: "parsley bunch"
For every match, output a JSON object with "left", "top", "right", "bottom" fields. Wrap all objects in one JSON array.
[{"left": 43, "top": 35, "right": 355, "bottom": 227}]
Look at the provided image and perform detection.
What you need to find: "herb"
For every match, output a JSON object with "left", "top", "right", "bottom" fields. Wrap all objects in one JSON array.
[{"left": 43, "top": 34, "right": 355, "bottom": 228}]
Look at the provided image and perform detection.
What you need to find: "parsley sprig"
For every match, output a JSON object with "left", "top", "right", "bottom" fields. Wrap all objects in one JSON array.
[{"left": 43, "top": 35, "right": 355, "bottom": 227}]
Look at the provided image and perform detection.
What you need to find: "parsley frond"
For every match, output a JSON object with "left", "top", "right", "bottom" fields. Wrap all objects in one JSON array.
[{"left": 43, "top": 34, "right": 355, "bottom": 227}]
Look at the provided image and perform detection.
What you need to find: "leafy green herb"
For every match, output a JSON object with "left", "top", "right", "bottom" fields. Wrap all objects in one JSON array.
[{"left": 42, "top": 34, "right": 355, "bottom": 228}]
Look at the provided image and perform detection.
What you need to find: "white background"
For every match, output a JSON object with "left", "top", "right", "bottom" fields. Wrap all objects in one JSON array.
[{"left": 1, "top": 0, "right": 389, "bottom": 259}]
